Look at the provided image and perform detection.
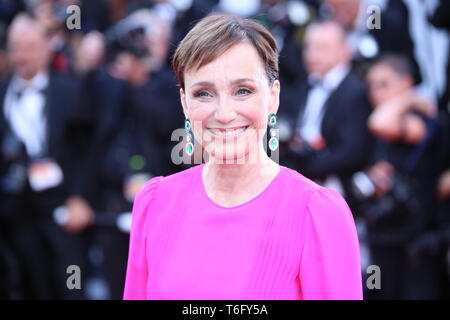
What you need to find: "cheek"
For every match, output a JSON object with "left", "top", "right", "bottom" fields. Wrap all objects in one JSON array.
[
  {"left": 370, "top": 88, "right": 385, "bottom": 104},
  {"left": 303, "top": 50, "right": 315, "bottom": 66},
  {"left": 186, "top": 100, "right": 212, "bottom": 137},
  {"left": 244, "top": 107, "right": 267, "bottom": 128},
  {"left": 305, "top": 46, "right": 325, "bottom": 64},
  {"left": 370, "top": 92, "right": 381, "bottom": 106},
  {"left": 241, "top": 96, "right": 270, "bottom": 129},
  {"left": 377, "top": 87, "right": 397, "bottom": 102}
]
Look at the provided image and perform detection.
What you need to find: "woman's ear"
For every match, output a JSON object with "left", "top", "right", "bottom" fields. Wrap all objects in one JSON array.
[
  {"left": 269, "top": 80, "right": 280, "bottom": 114},
  {"left": 180, "top": 88, "right": 189, "bottom": 118}
]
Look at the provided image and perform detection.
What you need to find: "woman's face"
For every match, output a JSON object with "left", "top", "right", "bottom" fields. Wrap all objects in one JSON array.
[{"left": 180, "top": 41, "right": 280, "bottom": 163}]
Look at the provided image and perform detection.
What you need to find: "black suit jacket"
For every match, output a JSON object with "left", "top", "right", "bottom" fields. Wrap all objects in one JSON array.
[
  {"left": 0, "top": 72, "right": 87, "bottom": 202},
  {"left": 280, "top": 69, "right": 373, "bottom": 183}
]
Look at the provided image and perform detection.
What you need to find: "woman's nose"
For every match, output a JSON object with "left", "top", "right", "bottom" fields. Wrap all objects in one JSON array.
[{"left": 214, "top": 97, "right": 237, "bottom": 123}]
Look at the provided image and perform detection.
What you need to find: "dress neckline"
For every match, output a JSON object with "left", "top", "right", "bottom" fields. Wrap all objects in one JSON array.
[{"left": 198, "top": 163, "right": 284, "bottom": 210}]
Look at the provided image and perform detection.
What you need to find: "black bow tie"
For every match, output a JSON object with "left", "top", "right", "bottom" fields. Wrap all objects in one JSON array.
[{"left": 15, "top": 87, "right": 47, "bottom": 99}]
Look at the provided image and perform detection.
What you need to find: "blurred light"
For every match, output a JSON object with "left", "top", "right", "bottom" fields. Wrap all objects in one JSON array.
[
  {"left": 53, "top": 206, "right": 69, "bottom": 226},
  {"left": 287, "top": 0, "right": 310, "bottom": 26},
  {"left": 129, "top": 154, "right": 146, "bottom": 171},
  {"left": 85, "top": 277, "right": 110, "bottom": 300},
  {"left": 359, "top": 34, "right": 379, "bottom": 58},
  {"left": 116, "top": 212, "right": 132, "bottom": 233},
  {"left": 218, "top": 0, "right": 260, "bottom": 17},
  {"left": 171, "top": 0, "right": 193, "bottom": 12}
]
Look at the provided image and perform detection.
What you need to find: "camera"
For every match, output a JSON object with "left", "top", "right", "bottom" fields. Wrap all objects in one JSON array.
[{"left": 351, "top": 170, "right": 421, "bottom": 225}]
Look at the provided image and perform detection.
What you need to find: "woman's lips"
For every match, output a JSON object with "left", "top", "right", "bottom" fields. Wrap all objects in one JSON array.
[{"left": 207, "top": 125, "right": 250, "bottom": 138}]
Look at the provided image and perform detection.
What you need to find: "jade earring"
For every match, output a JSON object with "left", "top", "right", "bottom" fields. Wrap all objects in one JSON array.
[
  {"left": 185, "top": 118, "right": 194, "bottom": 156},
  {"left": 268, "top": 113, "right": 279, "bottom": 152}
]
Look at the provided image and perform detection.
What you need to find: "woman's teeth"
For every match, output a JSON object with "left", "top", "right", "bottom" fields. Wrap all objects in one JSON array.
[{"left": 209, "top": 126, "right": 248, "bottom": 137}]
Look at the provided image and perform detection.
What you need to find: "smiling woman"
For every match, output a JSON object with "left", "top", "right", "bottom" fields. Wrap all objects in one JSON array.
[
  {"left": 173, "top": 13, "right": 280, "bottom": 164},
  {"left": 123, "top": 13, "right": 363, "bottom": 300},
  {"left": 180, "top": 42, "right": 279, "bottom": 163}
]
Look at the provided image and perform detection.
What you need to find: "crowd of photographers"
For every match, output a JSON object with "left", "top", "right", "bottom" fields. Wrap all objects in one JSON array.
[{"left": 0, "top": 0, "right": 449, "bottom": 300}]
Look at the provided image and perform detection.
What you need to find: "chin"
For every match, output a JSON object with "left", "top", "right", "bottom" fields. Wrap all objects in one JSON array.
[
  {"left": 210, "top": 139, "right": 266, "bottom": 165},
  {"left": 211, "top": 153, "right": 247, "bottom": 164},
  {"left": 202, "top": 126, "right": 261, "bottom": 164}
]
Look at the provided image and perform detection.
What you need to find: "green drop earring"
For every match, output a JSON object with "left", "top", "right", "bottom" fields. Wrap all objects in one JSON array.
[
  {"left": 268, "top": 113, "right": 279, "bottom": 152},
  {"left": 185, "top": 118, "right": 194, "bottom": 156}
]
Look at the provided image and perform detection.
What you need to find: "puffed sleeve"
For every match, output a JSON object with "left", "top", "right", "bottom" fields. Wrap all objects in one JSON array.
[
  {"left": 123, "top": 176, "right": 163, "bottom": 300},
  {"left": 299, "top": 187, "right": 363, "bottom": 300}
]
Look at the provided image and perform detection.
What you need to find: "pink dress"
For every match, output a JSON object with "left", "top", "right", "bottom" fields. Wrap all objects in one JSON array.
[{"left": 123, "top": 164, "right": 363, "bottom": 300}]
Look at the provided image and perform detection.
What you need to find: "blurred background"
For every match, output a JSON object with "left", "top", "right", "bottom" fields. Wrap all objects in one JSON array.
[{"left": 0, "top": 0, "right": 449, "bottom": 300}]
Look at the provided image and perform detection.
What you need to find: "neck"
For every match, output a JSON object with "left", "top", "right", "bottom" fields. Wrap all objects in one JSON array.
[{"left": 203, "top": 146, "right": 280, "bottom": 198}]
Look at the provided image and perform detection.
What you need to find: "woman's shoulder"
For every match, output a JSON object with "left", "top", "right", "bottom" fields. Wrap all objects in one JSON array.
[
  {"left": 131, "top": 165, "right": 202, "bottom": 225},
  {"left": 281, "top": 166, "right": 319, "bottom": 190},
  {"left": 280, "top": 166, "right": 351, "bottom": 216},
  {"left": 281, "top": 166, "right": 327, "bottom": 198},
  {"left": 137, "top": 164, "right": 202, "bottom": 200}
]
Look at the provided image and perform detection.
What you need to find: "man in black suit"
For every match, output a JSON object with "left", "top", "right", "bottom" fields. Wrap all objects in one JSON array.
[
  {"left": 0, "top": 14, "right": 93, "bottom": 299},
  {"left": 280, "top": 19, "right": 372, "bottom": 207}
]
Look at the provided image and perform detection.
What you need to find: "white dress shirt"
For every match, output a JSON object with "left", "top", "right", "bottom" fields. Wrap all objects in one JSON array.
[
  {"left": 3, "top": 72, "right": 49, "bottom": 158},
  {"left": 297, "top": 63, "right": 351, "bottom": 144}
]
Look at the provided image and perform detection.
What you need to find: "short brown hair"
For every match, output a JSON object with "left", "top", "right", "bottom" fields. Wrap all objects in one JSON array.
[{"left": 172, "top": 14, "right": 279, "bottom": 89}]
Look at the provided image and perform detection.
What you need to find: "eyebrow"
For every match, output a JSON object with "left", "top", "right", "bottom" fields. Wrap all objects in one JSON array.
[{"left": 190, "top": 78, "right": 256, "bottom": 89}]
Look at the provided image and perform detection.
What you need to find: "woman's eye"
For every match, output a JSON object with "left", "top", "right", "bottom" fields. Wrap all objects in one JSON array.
[
  {"left": 193, "top": 90, "right": 212, "bottom": 98},
  {"left": 236, "top": 87, "right": 252, "bottom": 96}
]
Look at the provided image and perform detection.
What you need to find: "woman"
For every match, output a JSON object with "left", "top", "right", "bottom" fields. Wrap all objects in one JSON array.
[{"left": 123, "top": 14, "right": 362, "bottom": 300}]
